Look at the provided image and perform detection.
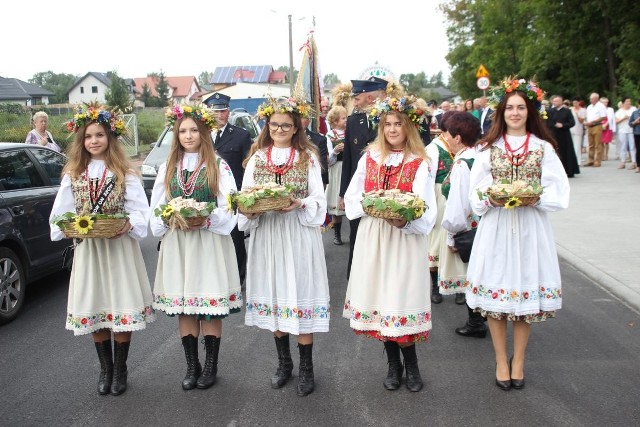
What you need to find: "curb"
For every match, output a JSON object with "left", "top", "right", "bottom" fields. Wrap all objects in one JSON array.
[{"left": 556, "top": 243, "right": 640, "bottom": 315}]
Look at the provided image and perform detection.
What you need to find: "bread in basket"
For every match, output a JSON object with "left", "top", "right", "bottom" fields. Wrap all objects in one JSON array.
[
  {"left": 232, "top": 182, "right": 292, "bottom": 214},
  {"left": 154, "top": 197, "right": 216, "bottom": 230},
  {"left": 486, "top": 179, "right": 542, "bottom": 208},
  {"left": 361, "top": 189, "right": 427, "bottom": 222},
  {"left": 52, "top": 212, "right": 129, "bottom": 239}
]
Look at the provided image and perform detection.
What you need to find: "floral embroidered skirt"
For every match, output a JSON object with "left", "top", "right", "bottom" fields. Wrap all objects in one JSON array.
[
  {"left": 325, "top": 162, "right": 345, "bottom": 216},
  {"left": 476, "top": 308, "right": 556, "bottom": 324},
  {"left": 437, "top": 232, "right": 469, "bottom": 295},
  {"left": 344, "top": 216, "right": 432, "bottom": 343},
  {"left": 66, "top": 236, "right": 156, "bottom": 336},
  {"left": 153, "top": 229, "right": 242, "bottom": 317},
  {"left": 244, "top": 211, "right": 330, "bottom": 335},
  {"left": 428, "top": 184, "right": 446, "bottom": 268}
]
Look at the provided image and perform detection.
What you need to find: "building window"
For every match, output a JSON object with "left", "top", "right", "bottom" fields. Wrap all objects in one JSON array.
[
  {"left": 92, "top": 86, "right": 98, "bottom": 94},
  {"left": 80, "top": 87, "right": 84, "bottom": 94}
]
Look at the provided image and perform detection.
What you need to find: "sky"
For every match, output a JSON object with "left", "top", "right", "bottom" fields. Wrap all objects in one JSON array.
[{"left": 3, "top": 0, "right": 451, "bottom": 86}]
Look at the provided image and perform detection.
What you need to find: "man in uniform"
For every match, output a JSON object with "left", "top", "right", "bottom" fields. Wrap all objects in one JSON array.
[
  {"left": 339, "top": 76, "right": 388, "bottom": 278},
  {"left": 205, "top": 92, "right": 253, "bottom": 284}
]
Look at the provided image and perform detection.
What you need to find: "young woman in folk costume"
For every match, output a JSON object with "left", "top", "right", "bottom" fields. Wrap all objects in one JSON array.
[
  {"left": 466, "top": 78, "right": 569, "bottom": 391},
  {"left": 239, "top": 97, "right": 329, "bottom": 397},
  {"left": 343, "top": 96, "right": 437, "bottom": 392},
  {"left": 426, "top": 110, "right": 467, "bottom": 305},
  {"left": 149, "top": 105, "right": 241, "bottom": 391},
  {"left": 50, "top": 104, "right": 155, "bottom": 396},
  {"left": 437, "top": 112, "right": 487, "bottom": 338}
]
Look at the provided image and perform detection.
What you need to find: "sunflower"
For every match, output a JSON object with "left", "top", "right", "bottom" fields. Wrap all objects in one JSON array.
[
  {"left": 226, "top": 193, "right": 237, "bottom": 213},
  {"left": 504, "top": 197, "right": 522, "bottom": 209},
  {"left": 161, "top": 205, "right": 175, "bottom": 218},
  {"left": 73, "top": 215, "right": 94, "bottom": 234}
]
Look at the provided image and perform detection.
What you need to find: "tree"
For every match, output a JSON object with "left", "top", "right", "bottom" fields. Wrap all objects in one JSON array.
[
  {"left": 105, "top": 71, "right": 133, "bottom": 112},
  {"left": 29, "top": 71, "right": 76, "bottom": 104},
  {"left": 140, "top": 83, "right": 154, "bottom": 107},
  {"left": 277, "top": 66, "right": 299, "bottom": 85},
  {"left": 323, "top": 73, "right": 340, "bottom": 87},
  {"left": 155, "top": 71, "right": 170, "bottom": 107},
  {"left": 198, "top": 71, "right": 213, "bottom": 87}
]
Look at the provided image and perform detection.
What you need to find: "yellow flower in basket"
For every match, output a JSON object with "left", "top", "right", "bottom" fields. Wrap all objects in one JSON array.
[
  {"left": 504, "top": 197, "right": 522, "bottom": 209},
  {"left": 73, "top": 215, "right": 94, "bottom": 234},
  {"left": 161, "top": 205, "right": 175, "bottom": 218}
]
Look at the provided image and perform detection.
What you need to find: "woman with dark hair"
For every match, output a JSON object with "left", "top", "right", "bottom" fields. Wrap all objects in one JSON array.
[
  {"left": 466, "top": 79, "right": 569, "bottom": 391},
  {"left": 239, "top": 97, "right": 329, "bottom": 397},
  {"left": 437, "top": 112, "right": 486, "bottom": 338}
]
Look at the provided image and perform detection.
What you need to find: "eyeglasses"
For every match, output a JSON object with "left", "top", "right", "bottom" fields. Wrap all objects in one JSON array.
[{"left": 268, "top": 122, "right": 294, "bottom": 132}]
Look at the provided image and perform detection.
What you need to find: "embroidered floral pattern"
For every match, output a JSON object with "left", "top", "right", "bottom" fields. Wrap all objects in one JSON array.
[
  {"left": 253, "top": 152, "right": 309, "bottom": 199},
  {"left": 490, "top": 145, "right": 543, "bottom": 185},
  {"left": 435, "top": 144, "right": 454, "bottom": 184},
  {"left": 476, "top": 309, "right": 556, "bottom": 324},
  {"left": 439, "top": 278, "right": 469, "bottom": 291},
  {"left": 154, "top": 291, "right": 243, "bottom": 310},
  {"left": 343, "top": 300, "right": 431, "bottom": 330},
  {"left": 246, "top": 301, "right": 330, "bottom": 320},
  {"left": 469, "top": 284, "right": 561, "bottom": 303},
  {"left": 71, "top": 174, "right": 124, "bottom": 214},
  {"left": 354, "top": 329, "right": 430, "bottom": 343},
  {"left": 429, "top": 254, "right": 439, "bottom": 263},
  {"left": 66, "top": 306, "right": 154, "bottom": 330},
  {"left": 363, "top": 152, "right": 422, "bottom": 192}
]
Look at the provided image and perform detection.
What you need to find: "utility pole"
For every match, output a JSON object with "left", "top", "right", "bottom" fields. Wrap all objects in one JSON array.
[{"left": 288, "top": 14, "right": 294, "bottom": 95}]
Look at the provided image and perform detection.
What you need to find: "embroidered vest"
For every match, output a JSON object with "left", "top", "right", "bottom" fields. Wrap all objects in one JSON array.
[
  {"left": 71, "top": 174, "right": 124, "bottom": 214},
  {"left": 490, "top": 145, "right": 543, "bottom": 185},
  {"left": 253, "top": 153, "right": 309, "bottom": 199},
  {"left": 435, "top": 143, "right": 454, "bottom": 184},
  {"left": 363, "top": 152, "right": 423, "bottom": 192}
]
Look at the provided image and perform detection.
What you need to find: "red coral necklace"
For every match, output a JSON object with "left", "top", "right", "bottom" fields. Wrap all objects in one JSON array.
[
  {"left": 265, "top": 145, "right": 296, "bottom": 175},
  {"left": 177, "top": 158, "right": 204, "bottom": 197},
  {"left": 503, "top": 132, "right": 530, "bottom": 167},
  {"left": 86, "top": 167, "right": 109, "bottom": 205}
]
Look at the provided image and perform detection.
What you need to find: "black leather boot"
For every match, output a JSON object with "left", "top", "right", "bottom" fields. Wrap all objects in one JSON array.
[
  {"left": 430, "top": 271, "right": 442, "bottom": 304},
  {"left": 181, "top": 335, "right": 201, "bottom": 390},
  {"left": 333, "top": 222, "right": 343, "bottom": 245},
  {"left": 94, "top": 339, "right": 113, "bottom": 395},
  {"left": 197, "top": 336, "right": 220, "bottom": 389},
  {"left": 383, "top": 341, "right": 403, "bottom": 390},
  {"left": 455, "top": 305, "right": 488, "bottom": 338},
  {"left": 111, "top": 341, "right": 130, "bottom": 396},
  {"left": 400, "top": 344, "right": 423, "bottom": 392},
  {"left": 271, "top": 335, "right": 293, "bottom": 389},
  {"left": 297, "top": 343, "right": 315, "bottom": 397},
  {"left": 455, "top": 293, "right": 466, "bottom": 305}
]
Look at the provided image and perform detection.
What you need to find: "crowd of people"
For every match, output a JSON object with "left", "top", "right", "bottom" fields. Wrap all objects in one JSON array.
[{"left": 44, "top": 74, "right": 590, "bottom": 398}]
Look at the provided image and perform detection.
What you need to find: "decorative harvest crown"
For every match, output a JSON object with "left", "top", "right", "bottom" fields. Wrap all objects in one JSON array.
[
  {"left": 257, "top": 96, "right": 312, "bottom": 120},
  {"left": 368, "top": 96, "right": 426, "bottom": 131},
  {"left": 165, "top": 104, "right": 218, "bottom": 131},
  {"left": 488, "top": 77, "right": 545, "bottom": 110},
  {"left": 65, "top": 103, "right": 126, "bottom": 136}
]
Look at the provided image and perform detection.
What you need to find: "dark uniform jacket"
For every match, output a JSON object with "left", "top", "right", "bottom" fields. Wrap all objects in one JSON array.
[
  {"left": 214, "top": 124, "right": 253, "bottom": 190},
  {"left": 339, "top": 112, "right": 377, "bottom": 197},
  {"left": 306, "top": 128, "right": 329, "bottom": 185}
]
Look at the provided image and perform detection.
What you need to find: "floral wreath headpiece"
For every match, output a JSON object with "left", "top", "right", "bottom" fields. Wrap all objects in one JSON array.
[
  {"left": 65, "top": 103, "right": 126, "bottom": 136},
  {"left": 257, "top": 96, "right": 313, "bottom": 120},
  {"left": 165, "top": 104, "right": 218, "bottom": 131},
  {"left": 368, "top": 96, "right": 426, "bottom": 132},
  {"left": 488, "top": 77, "right": 546, "bottom": 117}
]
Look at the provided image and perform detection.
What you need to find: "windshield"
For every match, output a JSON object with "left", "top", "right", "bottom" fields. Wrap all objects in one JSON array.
[
  {"left": 143, "top": 129, "right": 173, "bottom": 170},
  {"left": 233, "top": 115, "right": 260, "bottom": 139}
]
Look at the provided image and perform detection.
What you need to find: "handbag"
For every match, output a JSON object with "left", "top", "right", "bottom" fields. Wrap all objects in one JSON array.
[{"left": 453, "top": 228, "right": 477, "bottom": 263}]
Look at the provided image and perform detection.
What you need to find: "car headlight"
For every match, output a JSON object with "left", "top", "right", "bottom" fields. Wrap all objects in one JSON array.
[{"left": 141, "top": 164, "right": 157, "bottom": 176}]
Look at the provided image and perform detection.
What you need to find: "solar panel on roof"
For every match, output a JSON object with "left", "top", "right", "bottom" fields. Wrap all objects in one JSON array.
[{"left": 210, "top": 65, "right": 273, "bottom": 84}]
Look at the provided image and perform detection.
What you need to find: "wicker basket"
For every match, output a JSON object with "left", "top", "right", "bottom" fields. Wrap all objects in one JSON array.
[
  {"left": 490, "top": 193, "right": 540, "bottom": 207},
  {"left": 185, "top": 216, "right": 207, "bottom": 228},
  {"left": 238, "top": 195, "right": 291, "bottom": 214},
  {"left": 363, "top": 205, "right": 405, "bottom": 221},
  {"left": 61, "top": 217, "right": 128, "bottom": 239}
]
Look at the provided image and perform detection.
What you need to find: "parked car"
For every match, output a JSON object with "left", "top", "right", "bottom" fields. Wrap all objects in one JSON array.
[
  {"left": 140, "top": 108, "right": 261, "bottom": 200},
  {"left": 0, "top": 143, "right": 69, "bottom": 324}
]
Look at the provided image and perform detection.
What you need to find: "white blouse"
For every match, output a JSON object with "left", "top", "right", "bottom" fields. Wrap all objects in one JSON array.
[
  {"left": 50, "top": 160, "right": 150, "bottom": 241},
  {"left": 326, "top": 128, "right": 345, "bottom": 167},
  {"left": 441, "top": 148, "right": 477, "bottom": 246},
  {"left": 149, "top": 152, "right": 238, "bottom": 237},
  {"left": 344, "top": 149, "right": 438, "bottom": 235},
  {"left": 237, "top": 147, "right": 327, "bottom": 231}
]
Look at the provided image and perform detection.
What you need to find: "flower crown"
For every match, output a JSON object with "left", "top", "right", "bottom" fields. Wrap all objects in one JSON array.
[
  {"left": 65, "top": 103, "right": 126, "bottom": 136},
  {"left": 488, "top": 77, "right": 545, "bottom": 110},
  {"left": 257, "top": 97, "right": 312, "bottom": 120},
  {"left": 165, "top": 104, "right": 218, "bottom": 131},
  {"left": 368, "top": 96, "right": 426, "bottom": 131}
]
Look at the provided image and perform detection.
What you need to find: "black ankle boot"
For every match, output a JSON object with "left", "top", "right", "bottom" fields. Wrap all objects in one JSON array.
[
  {"left": 181, "top": 335, "right": 201, "bottom": 390},
  {"left": 94, "top": 339, "right": 113, "bottom": 395},
  {"left": 297, "top": 343, "right": 315, "bottom": 397},
  {"left": 430, "top": 271, "right": 442, "bottom": 304},
  {"left": 455, "top": 306, "right": 488, "bottom": 338},
  {"left": 400, "top": 345, "right": 423, "bottom": 392},
  {"left": 333, "top": 223, "right": 343, "bottom": 245},
  {"left": 383, "top": 341, "right": 403, "bottom": 390},
  {"left": 271, "top": 335, "right": 293, "bottom": 389},
  {"left": 455, "top": 293, "right": 466, "bottom": 305},
  {"left": 111, "top": 341, "right": 130, "bottom": 396},
  {"left": 197, "top": 336, "right": 221, "bottom": 389}
]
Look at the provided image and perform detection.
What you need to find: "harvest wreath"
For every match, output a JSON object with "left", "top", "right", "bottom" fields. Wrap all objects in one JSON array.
[
  {"left": 154, "top": 197, "right": 216, "bottom": 230},
  {"left": 52, "top": 212, "right": 129, "bottom": 239},
  {"left": 231, "top": 182, "right": 292, "bottom": 214},
  {"left": 362, "top": 189, "right": 426, "bottom": 222},
  {"left": 485, "top": 179, "right": 543, "bottom": 208}
]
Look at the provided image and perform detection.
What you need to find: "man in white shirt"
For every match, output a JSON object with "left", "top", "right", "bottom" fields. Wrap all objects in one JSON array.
[{"left": 584, "top": 92, "right": 607, "bottom": 167}]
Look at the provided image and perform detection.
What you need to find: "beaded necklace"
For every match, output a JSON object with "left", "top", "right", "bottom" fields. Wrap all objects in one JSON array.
[
  {"left": 265, "top": 145, "right": 296, "bottom": 175},
  {"left": 177, "top": 157, "right": 204, "bottom": 197},
  {"left": 503, "top": 133, "right": 530, "bottom": 167},
  {"left": 85, "top": 167, "right": 109, "bottom": 205}
]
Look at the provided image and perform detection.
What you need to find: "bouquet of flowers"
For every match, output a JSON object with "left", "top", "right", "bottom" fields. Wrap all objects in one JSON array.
[
  {"left": 52, "top": 212, "right": 129, "bottom": 239},
  {"left": 231, "top": 182, "right": 291, "bottom": 214},
  {"left": 485, "top": 179, "right": 543, "bottom": 208},
  {"left": 362, "top": 189, "right": 427, "bottom": 222},
  {"left": 154, "top": 197, "right": 216, "bottom": 230}
]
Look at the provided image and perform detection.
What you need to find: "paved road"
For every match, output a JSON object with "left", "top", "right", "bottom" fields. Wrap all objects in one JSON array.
[{"left": 1, "top": 226, "right": 639, "bottom": 426}]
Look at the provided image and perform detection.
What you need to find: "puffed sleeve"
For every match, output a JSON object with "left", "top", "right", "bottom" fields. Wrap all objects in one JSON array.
[
  {"left": 469, "top": 148, "right": 494, "bottom": 216},
  {"left": 401, "top": 158, "right": 437, "bottom": 235},
  {"left": 123, "top": 173, "right": 149, "bottom": 241},
  {"left": 442, "top": 160, "right": 472, "bottom": 234},
  {"left": 201, "top": 159, "right": 238, "bottom": 235},
  {"left": 149, "top": 162, "right": 169, "bottom": 237},
  {"left": 237, "top": 154, "right": 259, "bottom": 232},
  {"left": 344, "top": 154, "right": 367, "bottom": 220},
  {"left": 536, "top": 142, "right": 570, "bottom": 212},
  {"left": 296, "top": 153, "right": 327, "bottom": 227},
  {"left": 49, "top": 174, "right": 74, "bottom": 241}
]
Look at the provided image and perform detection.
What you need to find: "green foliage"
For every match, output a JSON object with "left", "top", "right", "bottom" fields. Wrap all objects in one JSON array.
[
  {"left": 277, "top": 66, "right": 299, "bottom": 84},
  {"left": 29, "top": 71, "right": 76, "bottom": 104},
  {"left": 51, "top": 212, "right": 127, "bottom": 228},
  {"left": 232, "top": 186, "right": 291, "bottom": 209},
  {"left": 361, "top": 193, "right": 427, "bottom": 222},
  {"left": 198, "top": 71, "right": 213, "bottom": 87},
  {"left": 136, "top": 109, "right": 166, "bottom": 145},
  {"left": 155, "top": 71, "right": 170, "bottom": 107},
  {"left": 0, "top": 109, "right": 71, "bottom": 147},
  {"left": 398, "top": 72, "right": 449, "bottom": 100},
  {"left": 105, "top": 71, "right": 133, "bottom": 112},
  {"left": 323, "top": 73, "right": 340, "bottom": 86}
]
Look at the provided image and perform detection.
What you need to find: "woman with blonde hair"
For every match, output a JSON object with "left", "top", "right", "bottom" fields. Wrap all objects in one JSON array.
[
  {"left": 325, "top": 105, "right": 348, "bottom": 244},
  {"left": 343, "top": 96, "right": 437, "bottom": 392}
]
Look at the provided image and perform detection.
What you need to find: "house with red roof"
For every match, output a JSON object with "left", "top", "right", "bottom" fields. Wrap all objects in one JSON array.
[{"left": 133, "top": 75, "right": 200, "bottom": 105}]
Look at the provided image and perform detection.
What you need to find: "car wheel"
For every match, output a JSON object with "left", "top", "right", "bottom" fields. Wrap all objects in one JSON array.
[{"left": 0, "top": 248, "right": 26, "bottom": 325}]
